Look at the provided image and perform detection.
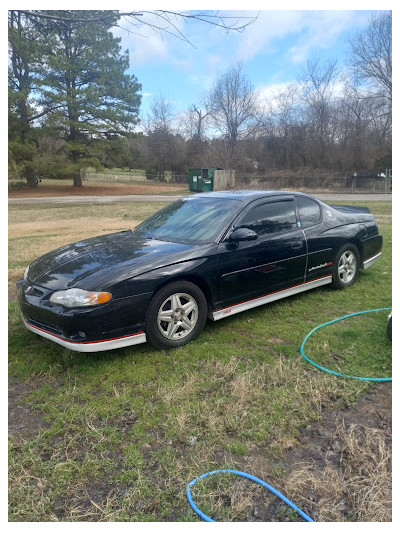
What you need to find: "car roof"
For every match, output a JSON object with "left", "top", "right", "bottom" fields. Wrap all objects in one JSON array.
[{"left": 186, "top": 190, "right": 312, "bottom": 202}]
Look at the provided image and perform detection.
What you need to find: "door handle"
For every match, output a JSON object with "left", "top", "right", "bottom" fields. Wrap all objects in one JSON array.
[{"left": 291, "top": 241, "right": 303, "bottom": 250}]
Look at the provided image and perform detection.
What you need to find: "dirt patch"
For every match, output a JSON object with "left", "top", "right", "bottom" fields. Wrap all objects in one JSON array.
[
  {"left": 9, "top": 377, "right": 50, "bottom": 442},
  {"left": 280, "top": 382, "right": 392, "bottom": 521},
  {"left": 205, "top": 382, "right": 392, "bottom": 522},
  {"left": 8, "top": 182, "right": 188, "bottom": 198}
]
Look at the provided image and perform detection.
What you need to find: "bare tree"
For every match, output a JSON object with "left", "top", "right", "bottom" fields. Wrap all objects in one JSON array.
[
  {"left": 348, "top": 11, "right": 392, "bottom": 103},
  {"left": 268, "top": 84, "right": 303, "bottom": 169},
  {"left": 299, "top": 58, "right": 339, "bottom": 166},
  {"left": 178, "top": 105, "right": 210, "bottom": 166},
  {"left": 190, "top": 105, "right": 209, "bottom": 141},
  {"left": 147, "top": 94, "right": 175, "bottom": 133},
  {"left": 144, "top": 94, "right": 180, "bottom": 180},
  {"left": 205, "top": 62, "right": 261, "bottom": 168},
  {"left": 336, "top": 82, "right": 376, "bottom": 168}
]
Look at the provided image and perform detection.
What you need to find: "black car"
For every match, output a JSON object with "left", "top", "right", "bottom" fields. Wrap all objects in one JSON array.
[{"left": 17, "top": 191, "right": 383, "bottom": 351}]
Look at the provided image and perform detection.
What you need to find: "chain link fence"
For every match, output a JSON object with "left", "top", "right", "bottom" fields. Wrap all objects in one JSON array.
[
  {"left": 235, "top": 175, "right": 392, "bottom": 194},
  {"left": 84, "top": 171, "right": 187, "bottom": 184},
  {"left": 84, "top": 170, "right": 392, "bottom": 194}
]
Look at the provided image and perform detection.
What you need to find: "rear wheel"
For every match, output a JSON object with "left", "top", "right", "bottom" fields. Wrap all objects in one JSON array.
[
  {"left": 332, "top": 244, "right": 360, "bottom": 289},
  {"left": 145, "top": 281, "right": 207, "bottom": 349}
]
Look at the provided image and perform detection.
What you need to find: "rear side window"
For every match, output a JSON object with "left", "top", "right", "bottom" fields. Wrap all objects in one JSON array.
[
  {"left": 237, "top": 200, "right": 297, "bottom": 235},
  {"left": 296, "top": 197, "right": 321, "bottom": 228}
]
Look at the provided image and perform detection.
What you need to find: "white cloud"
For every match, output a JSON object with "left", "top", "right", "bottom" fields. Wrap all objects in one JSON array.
[
  {"left": 257, "top": 74, "right": 348, "bottom": 111},
  {"left": 258, "top": 81, "right": 296, "bottom": 100},
  {"left": 286, "top": 11, "right": 363, "bottom": 64},
  {"left": 215, "top": 10, "right": 373, "bottom": 65},
  {"left": 118, "top": 30, "right": 169, "bottom": 66},
  {"left": 233, "top": 11, "right": 305, "bottom": 62}
]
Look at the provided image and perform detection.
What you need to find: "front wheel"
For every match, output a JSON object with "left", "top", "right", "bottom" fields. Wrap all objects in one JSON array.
[
  {"left": 332, "top": 244, "right": 360, "bottom": 289},
  {"left": 145, "top": 281, "right": 208, "bottom": 349}
]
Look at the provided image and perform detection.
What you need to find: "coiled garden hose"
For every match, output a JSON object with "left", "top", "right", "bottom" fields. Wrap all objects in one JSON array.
[{"left": 300, "top": 308, "right": 392, "bottom": 382}]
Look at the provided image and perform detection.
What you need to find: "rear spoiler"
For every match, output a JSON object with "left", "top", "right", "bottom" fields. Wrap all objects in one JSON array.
[{"left": 330, "top": 204, "right": 370, "bottom": 214}]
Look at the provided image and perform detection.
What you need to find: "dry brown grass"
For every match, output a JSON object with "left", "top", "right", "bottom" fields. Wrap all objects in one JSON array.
[
  {"left": 8, "top": 217, "right": 137, "bottom": 239},
  {"left": 284, "top": 422, "right": 392, "bottom": 522},
  {"left": 156, "top": 355, "right": 354, "bottom": 451},
  {"left": 8, "top": 179, "right": 188, "bottom": 198}
]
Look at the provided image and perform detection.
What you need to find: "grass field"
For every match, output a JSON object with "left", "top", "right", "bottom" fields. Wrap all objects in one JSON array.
[{"left": 8, "top": 200, "right": 392, "bottom": 522}]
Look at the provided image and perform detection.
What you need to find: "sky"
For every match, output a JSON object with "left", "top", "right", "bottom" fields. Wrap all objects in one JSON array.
[{"left": 110, "top": 6, "right": 386, "bottom": 125}]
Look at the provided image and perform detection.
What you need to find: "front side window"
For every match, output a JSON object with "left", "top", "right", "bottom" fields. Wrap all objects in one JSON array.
[
  {"left": 296, "top": 197, "right": 321, "bottom": 228},
  {"left": 237, "top": 200, "right": 297, "bottom": 235}
]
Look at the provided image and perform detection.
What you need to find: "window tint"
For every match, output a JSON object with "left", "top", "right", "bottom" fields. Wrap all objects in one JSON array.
[
  {"left": 238, "top": 200, "right": 297, "bottom": 235},
  {"left": 296, "top": 197, "right": 321, "bottom": 228}
]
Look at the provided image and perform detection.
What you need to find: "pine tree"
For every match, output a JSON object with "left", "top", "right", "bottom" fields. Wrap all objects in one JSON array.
[
  {"left": 8, "top": 11, "right": 45, "bottom": 186},
  {"left": 37, "top": 10, "right": 141, "bottom": 186}
]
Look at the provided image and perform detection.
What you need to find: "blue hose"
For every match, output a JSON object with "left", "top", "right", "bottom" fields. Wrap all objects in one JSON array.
[
  {"left": 300, "top": 308, "right": 392, "bottom": 382},
  {"left": 186, "top": 469, "right": 314, "bottom": 522}
]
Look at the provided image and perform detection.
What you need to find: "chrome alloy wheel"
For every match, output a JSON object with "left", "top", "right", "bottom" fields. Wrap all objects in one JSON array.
[
  {"left": 338, "top": 250, "right": 357, "bottom": 284},
  {"left": 157, "top": 292, "right": 199, "bottom": 340}
]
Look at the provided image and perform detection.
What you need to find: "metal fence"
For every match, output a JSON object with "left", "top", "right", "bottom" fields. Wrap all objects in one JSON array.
[
  {"left": 84, "top": 171, "right": 392, "bottom": 193},
  {"left": 236, "top": 175, "right": 392, "bottom": 194},
  {"left": 84, "top": 172, "right": 187, "bottom": 184}
]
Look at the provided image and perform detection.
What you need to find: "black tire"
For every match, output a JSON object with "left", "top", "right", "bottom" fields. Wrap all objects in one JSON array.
[
  {"left": 145, "top": 280, "right": 208, "bottom": 349},
  {"left": 331, "top": 243, "right": 360, "bottom": 289}
]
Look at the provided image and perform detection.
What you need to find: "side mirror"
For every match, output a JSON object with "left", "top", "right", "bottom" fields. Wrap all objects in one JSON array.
[{"left": 228, "top": 227, "right": 258, "bottom": 242}]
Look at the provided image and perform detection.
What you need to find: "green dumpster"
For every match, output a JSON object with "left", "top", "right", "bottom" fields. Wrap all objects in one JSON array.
[
  {"left": 189, "top": 167, "right": 222, "bottom": 192},
  {"left": 189, "top": 168, "right": 202, "bottom": 192}
]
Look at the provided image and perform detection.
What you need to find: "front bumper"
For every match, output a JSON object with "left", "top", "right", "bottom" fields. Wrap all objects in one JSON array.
[
  {"left": 17, "top": 279, "right": 152, "bottom": 352},
  {"left": 22, "top": 317, "right": 147, "bottom": 352}
]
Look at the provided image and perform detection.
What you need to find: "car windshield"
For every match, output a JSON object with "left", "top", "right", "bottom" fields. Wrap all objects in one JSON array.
[{"left": 133, "top": 197, "right": 241, "bottom": 244}]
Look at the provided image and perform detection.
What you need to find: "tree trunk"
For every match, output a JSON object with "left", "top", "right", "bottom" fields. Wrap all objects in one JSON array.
[
  {"left": 25, "top": 163, "right": 37, "bottom": 187},
  {"left": 71, "top": 146, "right": 82, "bottom": 186},
  {"left": 73, "top": 172, "right": 82, "bottom": 187}
]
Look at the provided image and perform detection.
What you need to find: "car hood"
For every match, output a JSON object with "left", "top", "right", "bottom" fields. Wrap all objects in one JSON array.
[{"left": 27, "top": 230, "right": 198, "bottom": 290}]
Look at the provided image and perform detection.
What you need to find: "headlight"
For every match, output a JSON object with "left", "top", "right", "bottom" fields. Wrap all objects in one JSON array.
[
  {"left": 49, "top": 288, "right": 112, "bottom": 307},
  {"left": 24, "top": 266, "right": 29, "bottom": 281}
]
